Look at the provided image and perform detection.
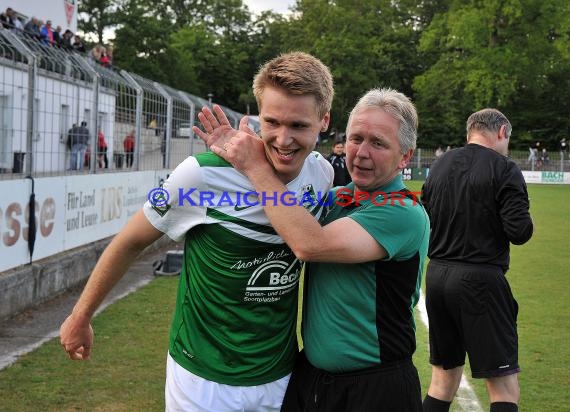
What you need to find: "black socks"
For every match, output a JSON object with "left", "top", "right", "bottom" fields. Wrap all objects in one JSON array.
[
  {"left": 423, "top": 395, "right": 517, "bottom": 411},
  {"left": 490, "top": 402, "right": 518, "bottom": 412},
  {"left": 422, "top": 395, "right": 451, "bottom": 412}
]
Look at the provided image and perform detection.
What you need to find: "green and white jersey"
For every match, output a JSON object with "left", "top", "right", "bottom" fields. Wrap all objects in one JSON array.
[{"left": 143, "top": 151, "right": 333, "bottom": 386}]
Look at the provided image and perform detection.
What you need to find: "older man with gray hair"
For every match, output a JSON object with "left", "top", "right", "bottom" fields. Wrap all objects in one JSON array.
[{"left": 421, "top": 108, "right": 533, "bottom": 412}]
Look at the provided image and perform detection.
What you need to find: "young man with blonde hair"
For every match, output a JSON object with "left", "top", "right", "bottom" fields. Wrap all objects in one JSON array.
[{"left": 60, "top": 52, "right": 334, "bottom": 411}]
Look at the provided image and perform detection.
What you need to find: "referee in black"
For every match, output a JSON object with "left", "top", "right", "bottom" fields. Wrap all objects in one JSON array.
[{"left": 421, "top": 108, "right": 533, "bottom": 412}]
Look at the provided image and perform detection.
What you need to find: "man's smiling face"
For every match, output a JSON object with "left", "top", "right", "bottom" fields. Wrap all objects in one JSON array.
[{"left": 258, "top": 86, "right": 329, "bottom": 183}]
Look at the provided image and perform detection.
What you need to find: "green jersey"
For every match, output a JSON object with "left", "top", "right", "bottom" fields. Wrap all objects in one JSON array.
[
  {"left": 144, "top": 152, "right": 333, "bottom": 385},
  {"left": 303, "top": 176, "right": 430, "bottom": 372}
]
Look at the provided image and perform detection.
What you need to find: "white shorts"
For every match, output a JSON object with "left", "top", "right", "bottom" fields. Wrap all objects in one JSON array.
[{"left": 165, "top": 353, "right": 291, "bottom": 412}]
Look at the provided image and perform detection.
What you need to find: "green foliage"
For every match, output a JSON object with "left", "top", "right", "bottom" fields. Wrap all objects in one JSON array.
[
  {"left": 78, "top": 0, "right": 118, "bottom": 45},
  {"left": 414, "top": 0, "right": 570, "bottom": 148},
  {"left": 111, "top": 1, "right": 177, "bottom": 83},
  {"left": 77, "top": 0, "right": 570, "bottom": 149},
  {"left": 266, "top": 0, "right": 426, "bottom": 129},
  {"left": 168, "top": 25, "right": 250, "bottom": 110}
]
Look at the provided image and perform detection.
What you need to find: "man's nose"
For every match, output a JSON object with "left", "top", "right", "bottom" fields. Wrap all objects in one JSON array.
[{"left": 274, "top": 126, "right": 294, "bottom": 147}]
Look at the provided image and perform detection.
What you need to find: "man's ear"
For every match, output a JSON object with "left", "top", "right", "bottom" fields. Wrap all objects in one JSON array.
[
  {"left": 499, "top": 124, "right": 509, "bottom": 141},
  {"left": 399, "top": 149, "right": 414, "bottom": 169},
  {"left": 321, "top": 113, "right": 330, "bottom": 132}
]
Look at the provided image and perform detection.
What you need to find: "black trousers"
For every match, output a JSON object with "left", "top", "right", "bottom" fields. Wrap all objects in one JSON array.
[{"left": 281, "top": 351, "right": 421, "bottom": 412}]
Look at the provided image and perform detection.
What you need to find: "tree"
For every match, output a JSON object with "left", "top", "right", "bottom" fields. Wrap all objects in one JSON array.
[
  {"left": 413, "top": 0, "right": 570, "bottom": 148},
  {"left": 268, "top": 0, "right": 426, "bottom": 130},
  {"left": 111, "top": 0, "right": 177, "bottom": 82},
  {"left": 78, "top": 0, "right": 118, "bottom": 45},
  {"left": 167, "top": 24, "right": 250, "bottom": 110}
]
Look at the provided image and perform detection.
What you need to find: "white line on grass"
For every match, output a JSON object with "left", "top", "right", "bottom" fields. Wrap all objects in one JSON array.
[{"left": 417, "top": 291, "right": 483, "bottom": 412}]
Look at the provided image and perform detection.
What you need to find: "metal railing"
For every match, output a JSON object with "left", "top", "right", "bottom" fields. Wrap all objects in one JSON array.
[{"left": 0, "top": 30, "right": 256, "bottom": 179}]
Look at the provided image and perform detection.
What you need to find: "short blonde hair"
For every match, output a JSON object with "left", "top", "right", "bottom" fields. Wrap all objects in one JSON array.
[{"left": 253, "top": 52, "right": 334, "bottom": 119}]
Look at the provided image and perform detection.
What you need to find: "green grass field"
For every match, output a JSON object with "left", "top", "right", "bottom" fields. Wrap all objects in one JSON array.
[
  {"left": 408, "top": 182, "right": 570, "bottom": 411},
  {"left": 0, "top": 183, "right": 568, "bottom": 411}
]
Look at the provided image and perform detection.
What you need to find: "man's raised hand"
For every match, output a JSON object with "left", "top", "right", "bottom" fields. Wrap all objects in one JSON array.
[
  {"left": 209, "top": 116, "right": 268, "bottom": 176},
  {"left": 193, "top": 105, "right": 239, "bottom": 149}
]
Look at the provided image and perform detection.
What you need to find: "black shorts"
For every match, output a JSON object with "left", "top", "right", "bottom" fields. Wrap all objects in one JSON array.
[
  {"left": 281, "top": 350, "right": 421, "bottom": 412},
  {"left": 425, "top": 259, "right": 520, "bottom": 378}
]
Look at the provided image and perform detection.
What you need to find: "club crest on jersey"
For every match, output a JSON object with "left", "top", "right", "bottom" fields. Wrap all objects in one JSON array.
[
  {"left": 298, "top": 184, "right": 318, "bottom": 210},
  {"left": 152, "top": 203, "right": 171, "bottom": 217},
  {"left": 150, "top": 190, "right": 171, "bottom": 217}
]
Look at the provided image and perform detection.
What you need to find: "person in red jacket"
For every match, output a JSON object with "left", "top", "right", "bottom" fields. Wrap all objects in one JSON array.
[
  {"left": 97, "top": 130, "right": 108, "bottom": 168},
  {"left": 123, "top": 130, "right": 135, "bottom": 168}
]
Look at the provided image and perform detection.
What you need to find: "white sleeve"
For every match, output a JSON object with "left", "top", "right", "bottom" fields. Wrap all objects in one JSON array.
[
  {"left": 143, "top": 156, "right": 208, "bottom": 242},
  {"left": 313, "top": 151, "right": 335, "bottom": 193}
]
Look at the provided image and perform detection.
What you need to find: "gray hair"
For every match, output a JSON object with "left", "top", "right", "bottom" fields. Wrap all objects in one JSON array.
[
  {"left": 346, "top": 88, "right": 418, "bottom": 153},
  {"left": 466, "top": 108, "right": 512, "bottom": 139}
]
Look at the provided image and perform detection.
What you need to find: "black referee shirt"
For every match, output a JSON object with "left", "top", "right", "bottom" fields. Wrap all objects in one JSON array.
[{"left": 421, "top": 144, "right": 533, "bottom": 271}]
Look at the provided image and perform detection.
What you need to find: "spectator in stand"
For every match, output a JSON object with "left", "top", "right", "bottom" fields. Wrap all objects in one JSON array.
[
  {"left": 89, "top": 44, "right": 104, "bottom": 62},
  {"left": 23, "top": 17, "right": 41, "bottom": 40},
  {"left": 99, "top": 50, "right": 111, "bottom": 67},
  {"left": 559, "top": 138, "right": 568, "bottom": 161},
  {"left": 97, "top": 130, "right": 108, "bottom": 169},
  {"left": 1, "top": 7, "right": 23, "bottom": 34},
  {"left": 72, "top": 35, "right": 86, "bottom": 53},
  {"left": 61, "top": 29, "right": 74, "bottom": 50},
  {"left": 40, "top": 20, "right": 54, "bottom": 46},
  {"left": 53, "top": 25, "right": 62, "bottom": 46},
  {"left": 105, "top": 46, "right": 113, "bottom": 66},
  {"left": 66, "top": 123, "right": 76, "bottom": 153},
  {"left": 435, "top": 146, "right": 444, "bottom": 158},
  {"left": 11, "top": 15, "right": 23, "bottom": 34},
  {"left": 123, "top": 130, "right": 135, "bottom": 168},
  {"left": 0, "top": 7, "right": 15, "bottom": 29},
  {"left": 540, "top": 148, "right": 550, "bottom": 166},
  {"left": 69, "top": 121, "right": 90, "bottom": 170},
  {"left": 160, "top": 128, "right": 167, "bottom": 168}
]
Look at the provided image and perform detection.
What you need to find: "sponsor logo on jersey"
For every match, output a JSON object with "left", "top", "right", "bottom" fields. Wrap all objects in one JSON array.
[{"left": 243, "top": 257, "right": 301, "bottom": 302}]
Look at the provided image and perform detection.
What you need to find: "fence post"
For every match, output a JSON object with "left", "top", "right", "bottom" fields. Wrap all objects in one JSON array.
[
  {"left": 6, "top": 31, "right": 37, "bottom": 175},
  {"left": 178, "top": 91, "right": 196, "bottom": 156},
  {"left": 120, "top": 70, "right": 144, "bottom": 171},
  {"left": 154, "top": 83, "right": 173, "bottom": 170},
  {"left": 416, "top": 148, "right": 422, "bottom": 168}
]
